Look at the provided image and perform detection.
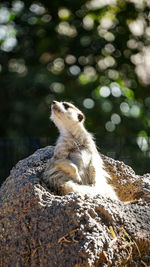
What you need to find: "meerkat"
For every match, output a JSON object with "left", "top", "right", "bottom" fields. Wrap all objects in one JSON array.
[{"left": 43, "top": 100, "right": 118, "bottom": 199}]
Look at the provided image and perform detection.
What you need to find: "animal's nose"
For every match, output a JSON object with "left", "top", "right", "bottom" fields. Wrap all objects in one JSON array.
[{"left": 52, "top": 100, "right": 56, "bottom": 105}]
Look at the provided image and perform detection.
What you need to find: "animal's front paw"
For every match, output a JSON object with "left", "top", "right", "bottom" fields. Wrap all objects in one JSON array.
[{"left": 55, "top": 159, "right": 82, "bottom": 183}]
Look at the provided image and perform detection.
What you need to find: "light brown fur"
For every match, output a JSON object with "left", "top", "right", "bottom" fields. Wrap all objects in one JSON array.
[{"left": 43, "top": 101, "right": 118, "bottom": 199}]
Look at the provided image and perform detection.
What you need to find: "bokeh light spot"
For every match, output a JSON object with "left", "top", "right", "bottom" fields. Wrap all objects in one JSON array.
[
  {"left": 69, "top": 65, "right": 81, "bottom": 76},
  {"left": 130, "top": 105, "right": 141, "bottom": 118},
  {"left": 111, "top": 113, "right": 121, "bottom": 124},
  {"left": 83, "top": 98, "right": 95, "bottom": 109},
  {"left": 83, "top": 15, "right": 94, "bottom": 30},
  {"left": 58, "top": 8, "right": 71, "bottom": 20},
  {"left": 120, "top": 102, "right": 130, "bottom": 114},
  {"left": 101, "top": 101, "right": 112, "bottom": 112},
  {"left": 65, "top": 55, "right": 76, "bottom": 65},
  {"left": 110, "top": 82, "right": 122, "bottom": 97},
  {"left": 99, "top": 86, "right": 110, "bottom": 98},
  {"left": 137, "top": 137, "right": 148, "bottom": 151},
  {"left": 105, "top": 121, "right": 116, "bottom": 132},
  {"left": 50, "top": 82, "right": 65, "bottom": 93}
]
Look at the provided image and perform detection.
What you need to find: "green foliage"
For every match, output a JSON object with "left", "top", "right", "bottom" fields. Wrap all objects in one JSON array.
[{"left": 0, "top": 0, "right": 150, "bottom": 174}]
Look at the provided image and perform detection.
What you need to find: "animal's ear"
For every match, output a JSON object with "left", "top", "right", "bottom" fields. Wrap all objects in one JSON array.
[{"left": 78, "top": 113, "right": 84, "bottom": 122}]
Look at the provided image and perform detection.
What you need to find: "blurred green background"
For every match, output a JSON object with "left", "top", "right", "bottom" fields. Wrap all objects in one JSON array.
[{"left": 0, "top": 0, "right": 150, "bottom": 184}]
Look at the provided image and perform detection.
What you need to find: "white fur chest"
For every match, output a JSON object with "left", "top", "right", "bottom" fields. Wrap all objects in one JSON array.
[{"left": 69, "top": 148, "right": 92, "bottom": 184}]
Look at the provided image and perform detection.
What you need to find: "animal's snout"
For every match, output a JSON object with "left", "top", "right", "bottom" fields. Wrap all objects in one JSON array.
[{"left": 51, "top": 100, "right": 61, "bottom": 113}]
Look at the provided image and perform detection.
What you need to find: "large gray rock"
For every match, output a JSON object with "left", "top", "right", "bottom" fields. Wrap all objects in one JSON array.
[{"left": 0, "top": 146, "right": 150, "bottom": 266}]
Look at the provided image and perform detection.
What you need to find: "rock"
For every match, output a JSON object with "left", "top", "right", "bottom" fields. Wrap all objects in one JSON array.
[
  {"left": 101, "top": 154, "right": 150, "bottom": 202},
  {"left": 0, "top": 146, "right": 150, "bottom": 267}
]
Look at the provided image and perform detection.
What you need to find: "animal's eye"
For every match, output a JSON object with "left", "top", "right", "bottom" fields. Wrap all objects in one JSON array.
[
  {"left": 63, "top": 103, "right": 70, "bottom": 110},
  {"left": 78, "top": 113, "right": 84, "bottom": 122}
]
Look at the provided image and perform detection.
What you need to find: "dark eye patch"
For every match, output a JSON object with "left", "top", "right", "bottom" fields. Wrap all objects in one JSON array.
[
  {"left": 63, "top": 103, "right": 70, "bottom": 109},
  {"left": 78, "top": 113, "right": 84, "bottom": 122}
]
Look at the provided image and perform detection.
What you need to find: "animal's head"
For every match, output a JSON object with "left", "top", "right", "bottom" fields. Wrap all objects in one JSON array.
[{"left": 50, "top": 101, "right": 85, "bottom": 132}]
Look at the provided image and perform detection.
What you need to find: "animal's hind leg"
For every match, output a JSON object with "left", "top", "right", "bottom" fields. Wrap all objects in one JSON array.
[{"left": 60, "top": 180, "right": 96, "bottom": 195}]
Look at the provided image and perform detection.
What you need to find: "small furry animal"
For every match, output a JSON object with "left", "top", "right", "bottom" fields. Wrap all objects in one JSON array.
[{"left": 43, "top": 100, "right": 118, "bottom": 199}]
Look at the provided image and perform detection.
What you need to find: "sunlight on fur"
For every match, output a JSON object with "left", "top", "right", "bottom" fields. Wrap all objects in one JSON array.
[{"left": 43, "top": 101, "right": 118, "bottom": 200}]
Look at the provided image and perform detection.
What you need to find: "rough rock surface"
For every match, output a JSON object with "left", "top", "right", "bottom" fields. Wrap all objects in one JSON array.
[
  {"left": 0, "top": 146, "right": 150, "bottom": 267},
  {"left": 101, "top": 154, "right": 150, "bottom": 202}
]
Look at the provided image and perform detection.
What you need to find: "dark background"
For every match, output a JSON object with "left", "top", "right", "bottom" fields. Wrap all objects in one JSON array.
[{"left": 0, "top": 0, "right": 150, "bottom": 184}]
